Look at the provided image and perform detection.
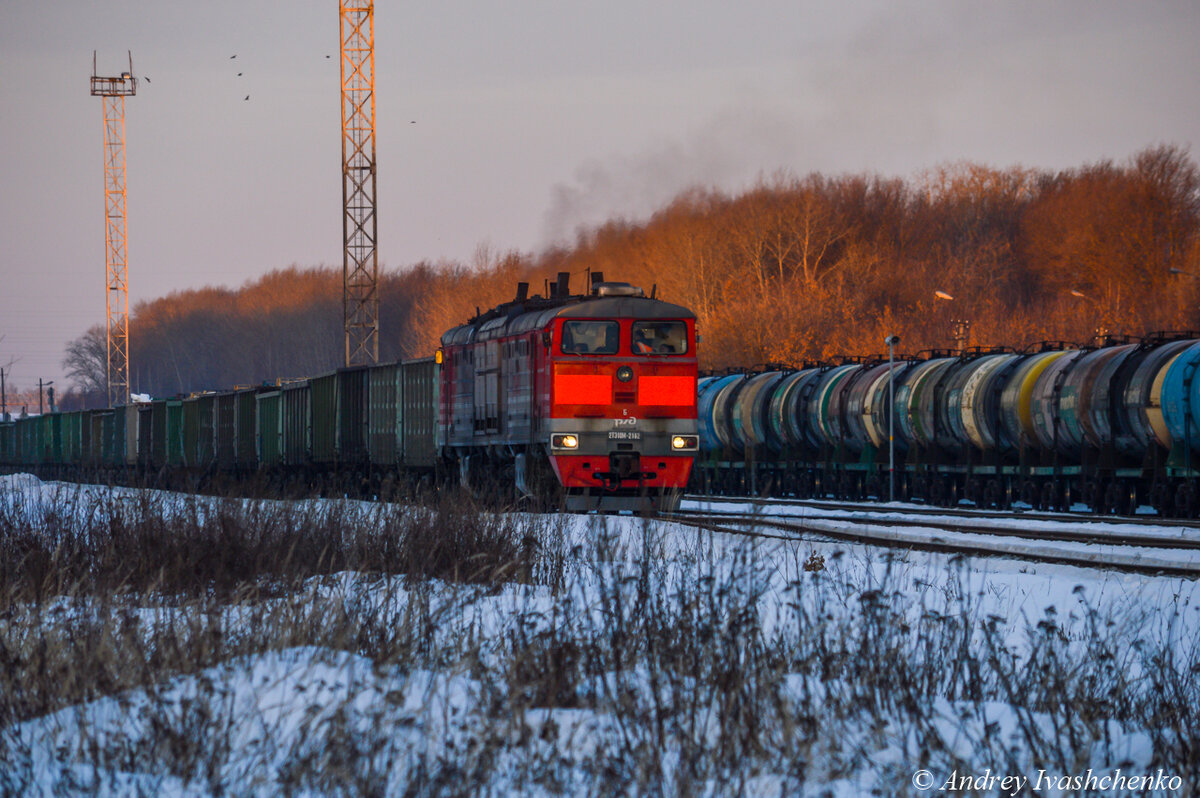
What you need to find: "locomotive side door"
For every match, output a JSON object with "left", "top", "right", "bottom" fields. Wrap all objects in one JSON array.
[
  {"left": 517, "top": 336, "right": 534, "bottom": 443},
  {"left": 474, "top": 339, "right": 500, "bottom": 436},
  {"left": 473, "top": 342, "right": 486, "bottom": 436},
  {"left": 487, "top": 338, "right": 500, "bottom": 435}
]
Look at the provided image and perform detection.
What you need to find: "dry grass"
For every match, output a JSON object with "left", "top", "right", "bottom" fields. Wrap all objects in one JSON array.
[{"left": 0, "top": 489, "right": 1197, "bottom": 794}]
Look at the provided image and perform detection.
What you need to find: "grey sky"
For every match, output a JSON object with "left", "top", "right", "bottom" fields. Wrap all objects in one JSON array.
[{"left": 2, "top": 1, "right": 1198, "bottom": 389}]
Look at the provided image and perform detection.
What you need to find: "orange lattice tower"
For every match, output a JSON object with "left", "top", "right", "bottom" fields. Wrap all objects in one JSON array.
[
  {"left": 340, "top": 3, "right": 379, "bottom": 366},
  {"left": 90, "top": 52, "right": 136, "bottom": 406}
]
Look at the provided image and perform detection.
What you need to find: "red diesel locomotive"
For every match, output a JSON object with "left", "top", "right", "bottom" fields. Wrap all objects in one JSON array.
[{"left": 438, "top": 273, "right": 698, "bottom": 512}]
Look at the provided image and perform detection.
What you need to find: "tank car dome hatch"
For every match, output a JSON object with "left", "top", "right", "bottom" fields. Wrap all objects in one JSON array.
[{"left": 592, "top": 281, "right": 645, "bottom": 297}]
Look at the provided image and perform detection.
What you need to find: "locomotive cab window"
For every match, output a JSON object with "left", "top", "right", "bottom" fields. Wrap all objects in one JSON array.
[
  {"left": 632, "top": 321, "right": 688, "bottom": 355},
  {"left": 561, "top": 321, "right": 619, "bottom": 354}
]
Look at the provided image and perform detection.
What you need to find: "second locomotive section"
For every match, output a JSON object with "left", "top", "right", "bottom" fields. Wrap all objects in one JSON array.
[{"left": 439, "top": 275, "right": 698, "bottom": 512}]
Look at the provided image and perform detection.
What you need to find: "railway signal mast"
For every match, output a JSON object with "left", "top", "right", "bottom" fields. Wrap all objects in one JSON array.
[
  {"left": 90, "top": 52, "right": 137, "bottom": 406},
  {"left": 340, "top": 2, "right": 379, "bottom": 366}
]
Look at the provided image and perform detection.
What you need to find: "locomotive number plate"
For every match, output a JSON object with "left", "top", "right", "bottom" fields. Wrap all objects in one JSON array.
[{"left": 608, "top": 431, "right": 642, "bottom": 440}]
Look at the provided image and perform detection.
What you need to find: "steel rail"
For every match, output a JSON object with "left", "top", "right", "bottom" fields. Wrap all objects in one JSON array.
[
  {"left": 675, "top": 507, "right": 1200, "bottom": 551},
  {"left": 659, "top": 508, "right": 1200, "bottom": 579},
  {"left": 684, "top": 493, "right": 1200, "bottom": 529}
]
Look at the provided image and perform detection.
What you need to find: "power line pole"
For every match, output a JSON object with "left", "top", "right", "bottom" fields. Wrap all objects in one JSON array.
[
  {"left": 340, "top": 2, "right": 380, "bottom": 366},
  {"left": 91, "top": 52, "right": 137, "bottom": 406}
]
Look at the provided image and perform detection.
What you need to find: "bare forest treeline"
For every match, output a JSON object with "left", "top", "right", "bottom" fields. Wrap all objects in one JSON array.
[{"left": 61, "top": 145, "right": 1200, "bottom": 407}]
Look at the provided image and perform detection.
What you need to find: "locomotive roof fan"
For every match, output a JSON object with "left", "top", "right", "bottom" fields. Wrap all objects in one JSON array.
[{"left": 592, "top": 281, "right": 645, "bottom": 298}]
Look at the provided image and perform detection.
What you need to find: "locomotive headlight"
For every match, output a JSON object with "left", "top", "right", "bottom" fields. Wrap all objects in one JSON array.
[
  {"left": 671, "top": 435, "right": 699, "bottom": 451},
  {"left": 552, "top": 433, "right": 579, "bottom": 450},
  {"left": 616, "top": 366, "right": 634, "bottom": 383}
]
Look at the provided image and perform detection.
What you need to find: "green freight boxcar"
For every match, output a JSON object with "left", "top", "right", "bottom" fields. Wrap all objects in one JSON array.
[
  {"left": 39, "top": 414, "right": 62, "bottom": 465},
  {"left": 402, "top": 357, "right": 438, "bottom": 468},
  {"left": 310, "top": 368, "right": 370, "bottom": 466},
  {"left": 338, "top": 366, "right": 369, "bottom": 465},
  {"left": 79, "top": 409, "right": 93, "bottom": 466},
  {"left": 309, "top": 373, "right": 337, "bottom": 464},
  {"left": 216, "top": 392, "right": 238, "bottom": 470},
  {"left": 137, "top": 404, "right": 154, "bottom": 467},
  {"left": 108, "top": 408, "right": 123, "bottom": 466},
  {"left": 96, "top": 411, "right": 116, "bottom": 466},
  {"left": 182, "top": 397, "right": 200, "bottom": 467},
  {"left": 147, "top": 400, "right": 168, "bottom": 467},
  {"left": 0, "top": 420, "right": 14, "bottom": 465},
  {"left": 88, "top": 411, "right": 106, "bottom": 467},
  {"left": 235, "top": 388, "right": 258, "bottom": 468},
  {"left": 196, "top": 394, "right": 217, "bottom": 469},
  {"left": 18, "top": 416, "right": 40, "bottom": 465},
  {"left": 256, "top": 390, "right": 282, "bottom": 467},
  {"left": 124, "top": 405, "right": 140, "bottom": 466},
  {"left": 367, "top": 362, "right": 400, "bottom": 466},
  {"left": 281, "top": 381, "right": 310, "bottom": 467},
  {"left": 60, "top": 411, "right": 81, "bottom": 465},
  {"left": 107, "top": 408, "right": 125, "bottom": 466},
  {"left": 164, "top": 401, "right": 183, "bottom": 467}
]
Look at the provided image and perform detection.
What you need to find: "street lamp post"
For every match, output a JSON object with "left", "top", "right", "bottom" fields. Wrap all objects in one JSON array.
[
  {"left": 934, "top": 291, "right": 970, "bottom": 355},
  {"left": 885, "top": 335, "right": 900, "bottom": 502},
  {"left": 1069, "top": 289, "right": 1108, "bottom": 346},
  {"left": 38, "top": 379, "right": 54, "bottom": 416}
]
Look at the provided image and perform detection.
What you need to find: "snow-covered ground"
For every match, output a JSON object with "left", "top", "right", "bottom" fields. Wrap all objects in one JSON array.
[{"left": 2, "top": 475, "right": 1197, "bottom": 796}]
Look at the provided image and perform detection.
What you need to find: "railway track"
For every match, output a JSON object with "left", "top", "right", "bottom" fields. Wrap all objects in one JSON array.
[
  {"left": 684, "top": 493, "right": 1200, "bottom": 529},
  {"left": 660, "top": 495, "right": 1200, "bottom": 578}
]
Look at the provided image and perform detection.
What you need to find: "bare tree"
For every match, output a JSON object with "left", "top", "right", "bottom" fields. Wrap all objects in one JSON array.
[{"left": 62, "top": 324, "right": 107, "bottom": 395}]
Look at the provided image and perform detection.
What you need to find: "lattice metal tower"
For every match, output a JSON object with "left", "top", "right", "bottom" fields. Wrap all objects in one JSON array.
[
  {"left": 90, "top": 52, "right": 137, "bottom": 406},
  {"left": 340, "top": 2, "right": 379, "bottom": 366}
]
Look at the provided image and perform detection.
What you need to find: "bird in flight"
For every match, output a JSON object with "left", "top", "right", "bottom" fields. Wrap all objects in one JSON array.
[
  {"left": 244, "top": 95, "right": 250, "bottom": 101},
  {"left": 230, "top": 54, "right": 237, "bottom": 59},
  {"left": 237, "top": 72, "right": 243, "bottom": 77}
]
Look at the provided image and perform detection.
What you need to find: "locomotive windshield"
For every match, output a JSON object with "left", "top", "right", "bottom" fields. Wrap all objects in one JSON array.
[
  {"left": 561, "top": 320, "right": 619, "bottom": 354},
  {"left": 633, "top": 321, "right": 688, "bottom": 355}
]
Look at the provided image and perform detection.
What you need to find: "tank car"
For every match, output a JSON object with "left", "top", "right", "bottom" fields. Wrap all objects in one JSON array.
[{"left": 693, "top": 333, "right": 1200, "bottom": 517}]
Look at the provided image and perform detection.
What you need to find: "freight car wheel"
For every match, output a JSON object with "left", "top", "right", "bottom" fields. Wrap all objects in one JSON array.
[
  {"left": 1059, "top": 482, "right": 1073, "bottom": 513},
  {"left": 1103, "top": 480, "right": 1121, "bottom": 516},
  {"left": 929, "top": 478, "right": 945, "bottom": 506},
  {"left": 1150, "top": 482, "right": 1171, "bottom": 518},
  {"left": 1175, "top": 483, "right": 1196, "bottom": 518},
  {"left": 984, "top": 479, "right": 999, "bottom": 509},
  {"left": 1039, "top": 481, "right": 1056, "bottom": 512},
  {"left": 865, "top": 474, "right": 881, "bottom": 501},
  {"left": 833, "top": 472, "right": 846, "bottom": 500},
  {"left": 1124, "top": 483, "right": 1140, "bottom": 517}
]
